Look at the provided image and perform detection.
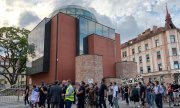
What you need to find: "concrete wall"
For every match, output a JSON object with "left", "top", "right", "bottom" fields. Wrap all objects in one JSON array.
[
  {"left": 75, "top": 55, "right": 103, "bottom": 84},
  {"left": 116, "top": 61, "right": 138, "bottom": 78}
]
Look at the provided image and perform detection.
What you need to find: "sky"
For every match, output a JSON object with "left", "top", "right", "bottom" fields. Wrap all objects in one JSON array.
[{"left": 0, "top": 0, "right": 180, "bottom": 43}]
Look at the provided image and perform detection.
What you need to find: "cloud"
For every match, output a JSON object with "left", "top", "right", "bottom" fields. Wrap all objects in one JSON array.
[
  {"left": 116, "top": 15, "right": 144, "bottom": 43},
  {"left": 19, "top": 11, "right": 40, "bottom": 28},
  {"left": 0, "top": 0, "right": 180, "bottom": 42}
]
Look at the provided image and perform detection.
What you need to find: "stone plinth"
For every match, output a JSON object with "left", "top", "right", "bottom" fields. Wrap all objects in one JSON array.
[
  {"left": 116, "top": 61, "right": 138, "bottom": 79},
  {"left": 75, "top": 55, "right": 103, "bottom": 84}
]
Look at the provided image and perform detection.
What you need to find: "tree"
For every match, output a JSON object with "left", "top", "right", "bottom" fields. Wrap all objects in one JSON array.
[{"left": 0, "top": 27, "right": 30, "bottom": 85}]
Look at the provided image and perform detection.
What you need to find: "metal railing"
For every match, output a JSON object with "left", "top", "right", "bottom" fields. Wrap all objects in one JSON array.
[{"left": 0, "top": 83, "right": 26, "bottom": 102}]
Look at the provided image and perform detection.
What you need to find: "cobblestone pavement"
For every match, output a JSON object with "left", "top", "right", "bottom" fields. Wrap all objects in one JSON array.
[{"left": 0, "top": 100, "right": 180, "bottom": 108}]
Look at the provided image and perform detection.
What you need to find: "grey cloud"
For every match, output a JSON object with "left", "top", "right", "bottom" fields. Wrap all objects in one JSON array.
[
  {"left": 19, "top": 11, "right": 40, "bottom": 28},
  {"left": 116, "top": 15, "right": 144, "bottom": 43}
]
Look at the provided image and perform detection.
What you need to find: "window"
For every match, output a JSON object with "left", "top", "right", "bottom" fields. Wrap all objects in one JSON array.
[
  {"left": 133, "top": 58, "right": 135, "bottom": 62},
  {"left": 170, "top": 35, "right": 175, "bottom": 43},
  {"left": 139, "top": 56, "right": 142, "bottom": 63},
  {"left": 122, "top": 51, "right": 127, "bottom": 58},
  {"left": 138, "top": 46, "right": 141, "bottom": 53},
  {"left": 147, "top": 66, "right": 151, "bottom": 73},
  {"left": 157, "top": 51, "right": 161, "bottom": 59},
  {"left": 155, "top": 39, "right": 159, "bottom": 47},
  {"left": 174, "top": 61, "right": 179, "bottom": 69},
  {"left": 132, "top": 48, "right": 135, "bottom": 55},
  {"left": 172, "top": 48, "right": 177, "bottom": 56},
  {"left": 140, "top": 67, "right": 143, "bottom": 73},
  {"left": 145, "top": 44, "right": 149, "bottom": 50},
  {"left": 158, "top": 63, "right": 162, "bottom": 71},
  {"left": 146, "top": 54, "right": 150, "bottom": 62}
]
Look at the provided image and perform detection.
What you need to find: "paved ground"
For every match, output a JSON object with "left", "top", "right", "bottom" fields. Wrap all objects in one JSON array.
[
  {"left": 0, "top": 96, "right": 179, "bottom": 108},
  {"left": 0, "top": 100, "right": 180, "bottom": 108}
]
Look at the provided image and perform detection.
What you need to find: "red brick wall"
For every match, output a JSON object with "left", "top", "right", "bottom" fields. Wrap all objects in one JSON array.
[
  {"left": 30, "top": 13, "right": 76, "bottom": 84},
  {"left": 115, "top": 33, "right": 121, "bottom": 62},
  {"left": 88, "top": 34, "right": 116, "bottom": 78},
  {"left": 57, "top": 13, "right": 76, "bottom": 82}
]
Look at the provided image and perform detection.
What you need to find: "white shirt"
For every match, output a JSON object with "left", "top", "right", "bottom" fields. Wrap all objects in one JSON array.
[
  {"left": 154, "top": 85, "right": 164, "bottom": 95},
  {"left": 31, "top": 89, "right": 39, "bottom": 101},
  {"left": 113, "top": 85, "right": 119, "bottom": 97}
]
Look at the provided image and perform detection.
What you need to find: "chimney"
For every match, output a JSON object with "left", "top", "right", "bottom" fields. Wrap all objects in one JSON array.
[{"left": 153, "top": 26, "right": 157, "bottom": 32}]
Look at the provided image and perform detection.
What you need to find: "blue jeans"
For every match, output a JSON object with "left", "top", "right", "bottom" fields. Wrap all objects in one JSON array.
[
  {"left": 150, "top": 93, "right": 155, "bottom": 107},
  {"left": 65, "top": 100, "right": 72, "bottom": 108},
  {"left": 146, "top": 92, "right": 151, "bottom": 106}
]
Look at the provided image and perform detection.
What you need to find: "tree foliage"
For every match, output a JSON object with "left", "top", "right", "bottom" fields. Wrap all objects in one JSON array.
[{"left": 0, "top": 27, "right": 30, "bottom": 85}]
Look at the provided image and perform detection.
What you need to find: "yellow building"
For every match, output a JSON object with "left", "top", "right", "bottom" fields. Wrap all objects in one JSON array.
[{"left": 121, "top": 6, "right": 180, "bottom": 84}]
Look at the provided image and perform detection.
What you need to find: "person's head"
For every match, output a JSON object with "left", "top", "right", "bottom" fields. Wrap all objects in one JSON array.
[
  {"left": 62, "top": 80, "right": 67, "bottom": 86},
  {"left": 114, "top": 82, "right": 116, "bottom": 85},
  {"left": 139, "top": 82, "right": 142, "bottom": 86},
  {"left": 41, "top": 81, "right": 45, "bottom": 86},
  {"left": 161, "top": 82, "right": 164, "bottom": 86},
  {"left": 54, "top": 80, "right": 59, "bottom": 85},
  {"left": 110, "top": 82, "right": 112, "bottom": 86},
  {"left": 155, "top": 80, "right": 159, "bottom": 86},
  {"left": 33, "top": 85, "right": 36, "bottom": 89},
  {"left": 81, "top": 81, "right": 85, "bottom": 86},
  {"left": 67, "top": 80, "right": 71, "bottom": 85},
  {"left": 173, "top": 80, "right": 177, "bottom": 84},
  {"left": 101, "top": 78, "right": 105, "bottom": 84}
]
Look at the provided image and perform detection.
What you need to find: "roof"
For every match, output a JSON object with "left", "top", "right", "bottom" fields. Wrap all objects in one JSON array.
[{"left": 121, "top": 27, "right": 166, "bottom": 49}]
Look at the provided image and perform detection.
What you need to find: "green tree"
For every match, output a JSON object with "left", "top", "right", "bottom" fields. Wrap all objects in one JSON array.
[{"left": 0, "top": 27, "right": 30, "bottom": 85}]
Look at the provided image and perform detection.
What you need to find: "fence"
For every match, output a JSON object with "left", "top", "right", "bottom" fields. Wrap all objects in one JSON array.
[{"left": 0, "top": 84, "right": 26, "bottom": 102}]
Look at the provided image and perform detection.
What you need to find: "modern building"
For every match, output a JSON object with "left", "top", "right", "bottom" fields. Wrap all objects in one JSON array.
[
  {"left": 27, "top": 5, "right": 121, "bottom": 84},
  {"left": 121, "top": 6, "right": 180, "bottom": 84}
]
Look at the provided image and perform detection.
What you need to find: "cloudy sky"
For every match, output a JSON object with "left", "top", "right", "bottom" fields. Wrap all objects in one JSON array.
[{"left": 0, "top": 0, "right": 180, "bottom": 43}]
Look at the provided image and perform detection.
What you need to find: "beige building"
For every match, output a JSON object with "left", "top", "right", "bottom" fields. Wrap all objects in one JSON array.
[
  {"left": 121, "top": 6, "right": 180, "bottom": 84},
  {"left": 0, "top": 57, "right": 26, "bottom": 88}
]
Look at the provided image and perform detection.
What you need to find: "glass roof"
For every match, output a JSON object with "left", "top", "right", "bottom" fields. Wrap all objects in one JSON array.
[{"left": 49, "top": 5, "right": 97, "bottom": 22}]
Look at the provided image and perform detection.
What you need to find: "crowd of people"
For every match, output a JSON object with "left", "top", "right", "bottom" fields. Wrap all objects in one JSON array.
[{"left": 23, "top": 79, "right": 180, "bottom": 108}]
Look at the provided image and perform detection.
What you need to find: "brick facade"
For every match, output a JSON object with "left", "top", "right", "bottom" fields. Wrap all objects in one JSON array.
[
  {"left": 116, "top": 61, "right": 138, "bottom": 79},
  {"left": 75, "top": 55, "right": 103, "bottom": 84}
]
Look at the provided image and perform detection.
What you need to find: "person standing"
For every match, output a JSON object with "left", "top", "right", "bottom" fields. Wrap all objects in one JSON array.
[
  {"left": 50, "top": 81, "right": 62, "bottom": 108},
  {"left": 107, "top": 82, "right": 113, "bottom": 108},
  {"left": 154, "top": 80, "right": 164, "bottom": 108},
  {"left": 139, "top": 82, "right": 146, "bottom": 107},
  {"left": 98, "top": 79, "right": 107, "bottom": 108},
  {"left": 24, "top": 85, "right": 30, "bottom": 106},
  {"left": 124, "top": 85, "right": 129, "bottom": 105},
  {"left": 30, "top": 85, "right": 39, "bottom": 108},
  {"left": 171, "top": 80, "right": 180, "bottom": 106},
  {"left": 63, "top": 80, "right": 74, "bottom": 108},
  {"left": 60, "top": 80, "right": 67, "bottom": 108},
  {"left": 39, "top": 81, "right": 48, "bottom": 108},
  {"left": 131, "top": 84, "right": 140, "bottom": 108},
  {"left": 113, "top": 82, "right": 120, "bottom": 108},
  {"left": 76, "top": 81, "right": 86, "bottom": 108}
]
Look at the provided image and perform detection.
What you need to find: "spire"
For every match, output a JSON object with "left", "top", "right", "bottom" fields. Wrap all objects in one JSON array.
[{"left": 165, "top": 4, "right": 176, "bottom": 29}]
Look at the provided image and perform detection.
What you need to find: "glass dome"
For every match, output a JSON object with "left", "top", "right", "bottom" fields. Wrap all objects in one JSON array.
[{"left": 49, "top": 5, "right": 97, "bottom": 22}]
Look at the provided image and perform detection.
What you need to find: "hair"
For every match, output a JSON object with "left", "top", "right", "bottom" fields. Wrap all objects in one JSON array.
[
  {"left": 114, "top": 82, "right": 116, "bottom": 85},
  {"left": 139, "top": 82, "right": 142, "bottom": 85},
  {"left": 54, "top": 80, "right": 59, "bottom": 85},
  {"left": 155, "top": 80, "right": 159, "bottom": 85},
  {"left": 33, "top": 85, "right": 36, "bottom": 88}
]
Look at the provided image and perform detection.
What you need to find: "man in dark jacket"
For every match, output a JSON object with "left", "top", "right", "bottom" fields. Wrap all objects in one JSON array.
[{"left": 50, "top": 81, "right": 62, "bottom": 108}]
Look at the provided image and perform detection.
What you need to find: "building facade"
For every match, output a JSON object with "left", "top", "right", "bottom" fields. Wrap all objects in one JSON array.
[
  {"left": 27, "top": 5, "right": 121, "bottom": 84},
  {"left": 121, "top": 6, "right": 180, "bottom": 84}
]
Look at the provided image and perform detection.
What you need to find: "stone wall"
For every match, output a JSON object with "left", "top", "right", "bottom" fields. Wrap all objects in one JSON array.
[
  {"left": 75, "top": 55, "right": 103, "bottom": 84},
  {"left": 116, "top": 61, "right": 138, "bottom": 79}
]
